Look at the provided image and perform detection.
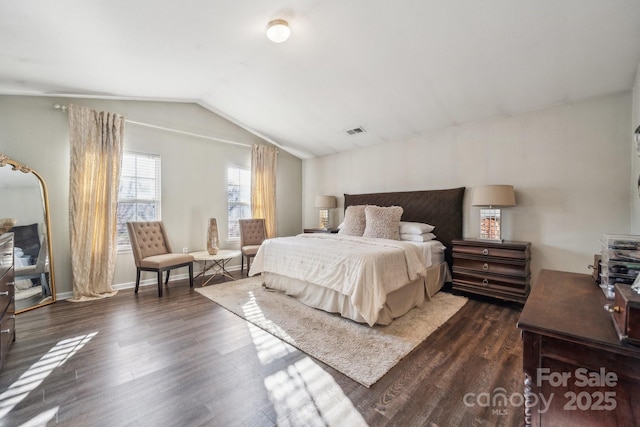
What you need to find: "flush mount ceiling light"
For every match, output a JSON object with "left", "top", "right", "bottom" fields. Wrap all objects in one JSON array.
[{"left": 266, "top": 19, "right": 290, "bottom": 43}]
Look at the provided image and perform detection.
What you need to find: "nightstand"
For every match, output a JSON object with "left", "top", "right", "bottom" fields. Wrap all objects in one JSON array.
[
  {"left": 451, "top": 238, "right": 531, "bottom": 304},
  {"left": 303, "top": 228, "right": 339, "bottom": 234}
]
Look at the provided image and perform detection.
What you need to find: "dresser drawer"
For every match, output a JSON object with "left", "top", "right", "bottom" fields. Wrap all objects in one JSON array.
[
  {"left": 453, "top": 255, "right": 530, "bottom": 277},
  {"left": 0, "top": 298, "right": 15, "bottom": 366},
  {"left": 0, "top": 233, "right": 13, "bottom": 279},
  {"left": 0, "top": 265, "right": 13, "bottom": 309}
]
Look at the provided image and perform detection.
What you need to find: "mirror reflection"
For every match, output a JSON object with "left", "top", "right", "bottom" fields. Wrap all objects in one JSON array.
[{"left": 0, "top": 154, "right": 56, "bottom": 313}]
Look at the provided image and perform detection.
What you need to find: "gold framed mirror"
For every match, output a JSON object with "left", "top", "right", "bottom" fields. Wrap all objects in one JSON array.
[{"left": 0, "top": 153, "right": 56, "bottom": 313}]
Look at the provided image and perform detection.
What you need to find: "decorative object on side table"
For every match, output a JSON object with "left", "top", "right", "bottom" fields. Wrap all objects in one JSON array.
[
  {"left": 207, "top": 218, "right": 219, "bottom": 255},
  {"left": 471, "top": 185, "right": 515, "bottom": 241},
  {"left": 314, "top": 195, "right": 337, "bottom": 229},
  {"left": 451, "top": 238, "right": 531, "bottom": 304}
]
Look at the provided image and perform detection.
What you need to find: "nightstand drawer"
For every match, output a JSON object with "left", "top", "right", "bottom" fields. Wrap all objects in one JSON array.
[
  {"left": 452, "top": 270, "right": 529, "bottom": 292},
  {"left": 452, "top": 245, "right": 527, "bottom": 260},
  {"left": 452, "top": 256, "right": 529, "bottom": 277}
]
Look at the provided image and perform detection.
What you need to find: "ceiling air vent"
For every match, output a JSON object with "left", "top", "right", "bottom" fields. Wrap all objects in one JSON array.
[{"left": 345, "top": 127, "right": 366, "bottom": 136}]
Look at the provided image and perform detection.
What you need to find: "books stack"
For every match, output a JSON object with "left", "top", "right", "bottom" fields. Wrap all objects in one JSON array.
[{"left": 600, "top": 234, "right": 640, "bottom": 299}]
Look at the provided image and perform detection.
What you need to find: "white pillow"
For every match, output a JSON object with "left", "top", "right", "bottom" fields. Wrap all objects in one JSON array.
[
  {"left": 400, "top": 233, "right": 436, "bottom": 242},
  {"left": 362, "top": 206, "right": 403, "bottom": 240},
  {"left": 338, "top": 205, "right": 367, "bottom": 236},
  {"left": 399, "top": 221, "right": 435, "bottom": 235}
]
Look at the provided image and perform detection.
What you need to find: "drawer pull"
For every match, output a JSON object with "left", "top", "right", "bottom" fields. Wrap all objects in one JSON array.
[
  {"left": 482, "top": 248, "right": 489, "bottom": 255},
  {"left": 482, "top": 278, "right": 489, "bottom": 286},
  {"left": 0, "top": 291, "right": 8, "bottom": 296},
  {"left": 7, "top": 281, "right": 15, "bottom": 287},
  {"left": 482, "top": 263, "right": 489, "bottom": 271},
  {"left": 0, "top": 328, "right": 11, "bottom": 334}
]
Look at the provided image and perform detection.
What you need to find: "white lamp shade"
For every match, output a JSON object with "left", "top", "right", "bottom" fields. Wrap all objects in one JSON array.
[
  {"left": 314, "top": 195, "right": 337, "bottom": 209},
  {"left": 472, "top": 185, "right": 516, "bottom": 207},
  {"left": 266, "top": 19, "right": 291, "bottom": 43}
]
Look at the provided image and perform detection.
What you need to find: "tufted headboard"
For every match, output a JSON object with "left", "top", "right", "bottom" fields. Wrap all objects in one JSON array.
[{"left": 344, "top": 187, "right": 465, "bottom": 269}]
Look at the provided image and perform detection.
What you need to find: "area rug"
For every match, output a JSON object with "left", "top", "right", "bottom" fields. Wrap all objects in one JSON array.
[{"left": 195, "top": 277, "right": 467, "bottom": 387}]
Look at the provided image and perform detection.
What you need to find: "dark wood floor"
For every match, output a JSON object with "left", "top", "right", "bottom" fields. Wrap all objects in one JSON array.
[{"left": 1, "top": 272, "right": 525, "bottom": 426}]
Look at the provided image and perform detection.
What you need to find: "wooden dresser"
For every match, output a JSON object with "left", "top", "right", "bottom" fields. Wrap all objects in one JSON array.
[
  {"left": 0, "top": 232, "right": 15, "bottom": 370},
  {"left": 451, "top": 238, "right": 531, "bottom": 303},
  {"left": 518, "top": 270, "right": 640, "bottom": 427}
]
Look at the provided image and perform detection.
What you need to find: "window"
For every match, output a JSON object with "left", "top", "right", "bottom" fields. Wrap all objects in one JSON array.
[
  {"left": 117, "top": 152, "right": 161, "bottom": 250},
  {"left": 227, "top": 165, "right": 251, "bottom": 239}
]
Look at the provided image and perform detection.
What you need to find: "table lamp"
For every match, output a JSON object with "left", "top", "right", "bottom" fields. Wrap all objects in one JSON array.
[
  {"left": 314, "top": 195, "right": 337, "bottom": 229},
  {"left": 472, "top": 185, "right": 516, "bottom": 241}
]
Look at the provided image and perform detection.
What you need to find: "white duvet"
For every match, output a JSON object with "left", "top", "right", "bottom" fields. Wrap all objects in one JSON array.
[{"left": 249, "top": 233, "right": 428, "bottom": 326}]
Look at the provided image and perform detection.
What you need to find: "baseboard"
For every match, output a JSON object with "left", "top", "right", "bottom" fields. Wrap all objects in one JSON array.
[{"left": 55, "top": 265, "right": 242, "bottom": 301}]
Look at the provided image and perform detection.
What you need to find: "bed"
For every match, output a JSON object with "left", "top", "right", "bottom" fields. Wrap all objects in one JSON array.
[{"left": 249, "top": 187, "right": 465, "bottom": 326}]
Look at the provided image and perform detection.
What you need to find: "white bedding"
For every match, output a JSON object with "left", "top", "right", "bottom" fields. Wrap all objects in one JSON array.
[
  {"left": 405, "top": 240, "right": 446, "bottom": 267},
  {"left": 249, "top": 233, "right": 432, "bottom": 326}
]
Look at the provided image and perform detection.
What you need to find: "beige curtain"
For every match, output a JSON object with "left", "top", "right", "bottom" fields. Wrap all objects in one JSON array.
[
  {"left": 68, "top": 104, "right": 125, "bottom": 301},
  {"left": 251, "top": 144, "right": 277, "bottom": 238}
]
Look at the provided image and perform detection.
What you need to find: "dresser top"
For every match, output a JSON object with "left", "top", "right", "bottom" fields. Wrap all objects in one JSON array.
[{"left": 518, "top": 269, "right": 640, "bottom": 356}]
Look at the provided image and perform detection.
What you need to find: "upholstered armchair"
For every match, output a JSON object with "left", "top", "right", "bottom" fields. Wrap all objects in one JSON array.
[
  {"left": 239, "top": 218, "right": 266, "bottom": 275},
  {"left": 127, "top": 221, "right": 194, "bottom": 297}
]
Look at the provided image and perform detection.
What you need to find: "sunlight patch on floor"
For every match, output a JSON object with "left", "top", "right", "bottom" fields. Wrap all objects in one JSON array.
[
  {"left": 265, "top": 357, "right": 368, "bottom": 427},
  {"left": 242, "top": 291, "right": 297, "bottom": 365},
  {"left": 0, "top": 332, "right": 97, "bottom": 420},
  {"left": 16, "top": 406, "right": 59, "bottom": 426},
  {"left": 241, "top": 291, "right": 367, "bottom": 426}
]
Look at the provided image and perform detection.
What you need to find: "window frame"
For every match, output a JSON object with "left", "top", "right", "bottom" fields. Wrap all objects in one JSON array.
[
  {"left": 227, "top": 164, "right": 251, "bottom": 241},
  {"left": 117, "top": 151, "right": 162, "bottom": 252}
]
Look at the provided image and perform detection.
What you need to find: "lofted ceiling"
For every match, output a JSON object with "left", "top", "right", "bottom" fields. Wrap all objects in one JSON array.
[{"left": 1, "top": 1, "right": 640, "bottom": 159}]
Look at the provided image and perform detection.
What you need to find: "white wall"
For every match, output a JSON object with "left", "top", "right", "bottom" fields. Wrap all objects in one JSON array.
[
  {"left": 303, "top": 93, "right": 632, "bottom": 285},
  {"left": 0, "top": 186, "right": 43, "bottom": 227},
  {"left": 631, "top": 62, "right": 640, "bottom": 234},
  {"left": 0, "top": 96, "right": 302, "bottom": 297}
]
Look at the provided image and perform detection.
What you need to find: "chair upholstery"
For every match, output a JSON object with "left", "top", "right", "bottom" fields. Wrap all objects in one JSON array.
[
  {"left": 239, "top": 218, "right": 266, "bottom": 275},
  {"left": 127, "top": 221, "right": 194, "bottom": 297}
]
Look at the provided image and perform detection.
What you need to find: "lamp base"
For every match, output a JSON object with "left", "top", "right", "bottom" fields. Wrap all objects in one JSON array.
[
  {"left": 319, "top": 209, "right": 330, "bottom": 229},
  {"left": 479, "top": 207, "right": 502, "bottom": 241}
]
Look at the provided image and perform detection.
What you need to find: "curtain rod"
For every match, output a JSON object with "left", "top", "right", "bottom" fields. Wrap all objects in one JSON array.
[{"left": 53, "top": 104, "right": 252, "bottom": 149}]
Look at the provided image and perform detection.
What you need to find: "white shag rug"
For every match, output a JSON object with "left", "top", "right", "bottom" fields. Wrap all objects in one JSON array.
[{"left": 196, "top": 276, "right": 467, "bottom": 387}]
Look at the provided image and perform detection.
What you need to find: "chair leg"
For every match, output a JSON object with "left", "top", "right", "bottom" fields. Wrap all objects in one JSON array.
[
  {"left": 188, "top": 263, "right": 193, "bottom": 288},
  {"left": 165, "top": 270, "right": 171, "bottom": 285},
  {"left": 157, "top": 271, "right": 163, "bottom": 297},
  {"left": 241, "top": 256, "right": 244, "bottom": 275},
  {"left": 135, "top": 268, "right": 141, "bottom": 294},
  {"left": 247, "top": 257, "right": 251, "bottom": 275}
]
